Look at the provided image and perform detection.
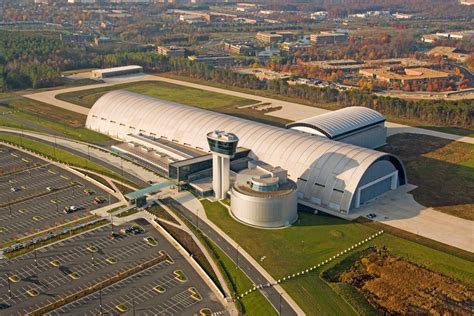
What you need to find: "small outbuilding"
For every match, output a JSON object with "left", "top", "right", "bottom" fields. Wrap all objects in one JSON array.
[
  {"left": 286, "top": 106, "right": 387, "bottom": 149},
  {"left": 91, "top": 65, "right": 143, "bottom": 79}
]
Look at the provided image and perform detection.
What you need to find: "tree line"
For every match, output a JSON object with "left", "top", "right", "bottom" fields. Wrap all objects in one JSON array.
[
  {"left": 166, "top": 58, "right": 473, "bottom": 129},
  {"left": 0, "top": 31, "right": 471, "bottom": 129}
]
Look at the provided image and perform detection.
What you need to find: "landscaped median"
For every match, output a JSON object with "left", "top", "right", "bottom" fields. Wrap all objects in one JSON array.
[{"left": 1, "top": 217, "right": 108, "bottom": 258}]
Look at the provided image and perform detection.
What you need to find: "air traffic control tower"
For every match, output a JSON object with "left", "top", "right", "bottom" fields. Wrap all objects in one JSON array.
[{"left": 207, "top": 130, "right": 239, "bottom": 200}]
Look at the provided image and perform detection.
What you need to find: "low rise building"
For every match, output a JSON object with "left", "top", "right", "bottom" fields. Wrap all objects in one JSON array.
[
  {"left": 188, "top": 55, "right": 235, "bottom": 67},
  {"left": 179, "top": 14, "right": 207, "bottom": 24},
  {"left": 310, "top": 32, "right": 349, "bottom": 46},
  {"left": 427, "top": 46, "right": 470, "bottom": 63},
  {"left": 421, "top": 30, "right": 474, "bottom": 43},
  {"left": 359, "top": 67, "right": 449, "bottom": 85},
  {"left": 256, "top": 31, "right": 295, "bottom": 44},
  {"left": 238, "top": 68, "right": 291, "bottom": 81},
  {"left": 224, "top": 43, "right": 255, "bottom": 56},
  {"left": 281, "top": 42, "right": 312, "bottom": 53},
  {"left": 91, "top": 65, "right": 143, "bottom": 79},
  {"left": 157, "top": 46, "right": 186, "bottom": 57}
]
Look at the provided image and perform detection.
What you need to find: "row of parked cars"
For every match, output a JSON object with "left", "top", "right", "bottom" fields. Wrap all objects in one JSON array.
[{"left": 1, "top": 218, "right": 104, "bottom": 255}]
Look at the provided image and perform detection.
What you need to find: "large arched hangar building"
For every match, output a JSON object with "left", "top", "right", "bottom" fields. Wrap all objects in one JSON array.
[{"left": 86, "top": 90, "right": 407, "bottom": 214}]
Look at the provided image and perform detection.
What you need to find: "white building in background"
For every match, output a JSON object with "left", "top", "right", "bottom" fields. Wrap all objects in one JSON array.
[{"left": 91, "top": 65, "right": 143, "bottom": 79}]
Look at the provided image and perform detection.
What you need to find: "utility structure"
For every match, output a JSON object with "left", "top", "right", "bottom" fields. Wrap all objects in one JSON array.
[{"left": 207, "top": 130, "right": 239, "bottom": 200}]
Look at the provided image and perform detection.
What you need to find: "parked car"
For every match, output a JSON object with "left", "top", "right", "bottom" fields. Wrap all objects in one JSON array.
[
  {"left": 93, "top": 196, "right": 107, "bottom": 205},
  {"left": 63, "top": 206, "right": 80, "bottom": 214}
]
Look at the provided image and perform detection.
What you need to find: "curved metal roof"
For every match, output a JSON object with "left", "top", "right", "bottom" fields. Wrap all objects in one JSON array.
[
  {"left": 286, "top": 106, "right": 385, "bottom": 139},
  {"left": 86, "top": 91, "right": 404, "bottom": 212}
]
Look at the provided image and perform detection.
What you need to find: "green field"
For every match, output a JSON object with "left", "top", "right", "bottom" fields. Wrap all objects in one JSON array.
[
  {"left": 56, "top": 81, "right": 258, "bottom": 109},
  {"left": 201, "top": 200, "right": 474, "bottom": 315},
  {"left": 0, "top": 98, "right": 111, "bottom": 145}
]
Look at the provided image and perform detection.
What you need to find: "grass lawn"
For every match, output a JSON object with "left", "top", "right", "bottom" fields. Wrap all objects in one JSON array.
[
  {"left": 381, "top": 133, "right": 474, "bottom": 220},
  {"left": 0, "top": 98, "right": 111, "bottom": 145},
  {"left": 201, "top": 200, "right": 474, "bottom": 315},
  {"left": 0, "top": 133, "right": 132, "bottom": 186},
  {"left": 56, "top": 81, "right": 258, "bottom": 109}
]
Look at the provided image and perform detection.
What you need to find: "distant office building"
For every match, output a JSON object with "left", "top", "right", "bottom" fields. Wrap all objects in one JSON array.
[
  {"left": 188, "top": 55, "right": 234, "bottom": 67},
  {"left": 257, "top": 48, "right": 280, "bottom": 60},
  {"left": 60, "top": 33, "right": 95, "bottom": 43},
  {"left": 68, "top": 0, "right": 96, "bottom": 3},
  {"left": 224, "top": 43, "right": 255, "bottom": 56},
  {"left": 157, "top": 46, "right": 186, "bottom": 57},
  {"left": 310, "top": 32, "right": 349, "bottom": 45},
  {"left": 422, "top": 30, "right": 474, "bottom": 43},
  {"left": 109, "top": 0, "right": 150, "bottom": 3},
  {"left": 94, "top": 36, "right": 111, "bottom": 46},
  {"left": 281, "top": 42, "right": 312, "bottom": 53},
  {"left": 359, "top": 67, "right": 449, "bottom": 85},
  {"left": 256, "top": 31, "right": 295, "bottom": 44},
  {"left": 427, "top": 46, "right": 470, "bottom": 63},
  {"left": 179, "top": 14, "right": 207, "bottom": 24},
  {"left": 91, "top": 65, "right": 143, "bottom": 79},
  {"left": 238, "top": 68, "right": 291, "bottom": 81}
]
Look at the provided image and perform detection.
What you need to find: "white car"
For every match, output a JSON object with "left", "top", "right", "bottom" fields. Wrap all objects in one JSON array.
[
  {"left": 10, "top": 187, "right": 20, "bottom": 192},
  {"left": 46, "top": 187, "right": 54, "bottom": 192}
]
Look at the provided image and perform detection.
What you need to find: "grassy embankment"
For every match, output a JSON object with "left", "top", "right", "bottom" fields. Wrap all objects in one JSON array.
[
  {"left": 381, "top": 133, "right": 474, "bottom": 220},
  {"left": 0, "top": 98, "right": 111, "bottom": 145},
  {"left": 201, "top": 200, "right": 474, "bottom": 316}
]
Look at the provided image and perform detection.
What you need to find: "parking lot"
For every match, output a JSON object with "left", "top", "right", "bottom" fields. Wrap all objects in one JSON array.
[
  {"left": 0, "top": 146, "right": 117, "bottom": 244},
  {"left": 0, "top": 219, "right": 225, "bottom": 315}
]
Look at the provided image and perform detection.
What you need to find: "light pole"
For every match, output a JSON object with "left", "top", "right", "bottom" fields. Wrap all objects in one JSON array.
[
  {"left": 132, "top": 298, "right": 136, "bottom": 316},
  {"left": 99, "top": 289, "right": 103, "bottom": 315},
  {"left": 92, "top": 252, "right": 95, "bottom": 266},
  {"left": 7, "top": 276, "right": 11, "bottom": 299},
  {"left": 34, "top": 250, "right": 38, "bottom": 269}
]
